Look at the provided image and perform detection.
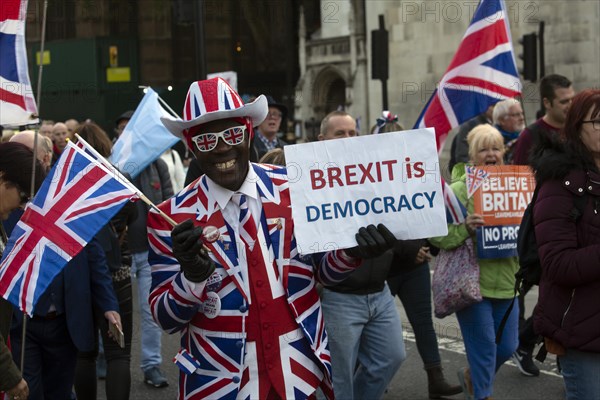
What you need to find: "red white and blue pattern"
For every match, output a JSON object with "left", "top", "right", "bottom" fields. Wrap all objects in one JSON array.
[
  {"left": 147, "top": 163, "right": 359, "bottom": 399},
  {"left": 465, "top": 166, "right": 490, "bottom": 198},
  {"left": 192, "top": 126, "right": 246, "bottom": 152},
  {"left": 442, "top": 180, "right": 467, "bottom": 224},
  {"left": 184, "top": 78, "right": 243, "bottom": 122},
  {"left": 192, "top": 133, "right": 218, "bottom": 152},
  {"left": 235, "top": 194, "right": 257, "bottom": 250},
  {"left": 0, "top": 141, "right": 136, "bottom": 315},
  {"left": 414, "top": 0, "right": 522, "bottom": 151},
  {"left": 0, "top": 0, "right": 37, "bottom": 126},
  {"left": 174, "top": 348, "right": 202, "bottom": 375}
]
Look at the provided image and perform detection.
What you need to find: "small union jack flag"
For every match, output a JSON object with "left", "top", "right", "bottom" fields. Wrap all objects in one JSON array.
[
  {"left": 0, "top": 141, "right": 137, "bottom": 315},
  {"left": 414, "top": 0, "right": 522, "bottom": 151},
  {"left": 466, "top": 166, "right": 490, "bottom": 198},
  {"left": 442, "top": 180, "right": 467, "bottom": 224}
]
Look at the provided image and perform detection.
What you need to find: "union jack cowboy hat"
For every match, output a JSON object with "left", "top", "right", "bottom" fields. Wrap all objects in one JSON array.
[{"left": 161, "top": 77, "right": 268, "bottom": 143}]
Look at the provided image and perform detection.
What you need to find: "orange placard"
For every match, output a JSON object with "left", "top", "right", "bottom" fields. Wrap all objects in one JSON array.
[{"left": 472, "top": 165, "right": 535, "bottom": 225}]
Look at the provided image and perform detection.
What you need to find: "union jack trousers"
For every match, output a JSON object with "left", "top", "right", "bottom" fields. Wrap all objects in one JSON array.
[{"left": 147, "top": 163, "right": 360, "bottom": 399}]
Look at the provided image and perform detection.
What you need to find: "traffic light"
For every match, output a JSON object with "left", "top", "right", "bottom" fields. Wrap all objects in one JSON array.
[
  {"left": 519, "top": 33, "right": 537, "bottom": 82},
  {"left": 371, "top": 25, "right": 389, "bottom": 80}
]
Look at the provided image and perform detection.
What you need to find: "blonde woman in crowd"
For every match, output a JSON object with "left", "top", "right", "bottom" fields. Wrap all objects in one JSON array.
[{"left": 429, "top": 124, "right": 519, "bottom": 400}]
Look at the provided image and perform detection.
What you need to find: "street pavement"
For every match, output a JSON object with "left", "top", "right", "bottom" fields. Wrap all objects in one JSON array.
[{"left": 98, "top": 275, "right": 565, "bottom": 400}]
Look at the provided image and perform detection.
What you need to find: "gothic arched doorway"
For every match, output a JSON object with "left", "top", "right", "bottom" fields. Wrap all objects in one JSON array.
[{"left": 312, "top": 67, "right": 347, "bottom": 120}]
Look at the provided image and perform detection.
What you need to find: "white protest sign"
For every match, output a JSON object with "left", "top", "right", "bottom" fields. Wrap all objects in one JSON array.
[
  {"left": 284, "top": 128, "right": 448, "bottom": 254},
  {"left": 207, "top": 71, "right": 238, "bottom": 91}
]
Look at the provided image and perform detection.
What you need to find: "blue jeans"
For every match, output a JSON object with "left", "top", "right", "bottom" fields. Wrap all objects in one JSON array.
[
  {"left": 456, "top": 298, "right": 519, "bottom": 400},
  {"left": 559, "top": 348, "right": 600, "bottom": 400},
  {"left": 321, "top": 285, "right": 406, "bottom": 400},
  {"left": 131, "top": 251, "right": 162, "bottom": 371},
  {"left": 388, "top": 263, "right": 441, "bottom": 368}
]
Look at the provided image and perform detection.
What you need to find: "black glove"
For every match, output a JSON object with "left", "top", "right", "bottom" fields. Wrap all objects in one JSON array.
[
  {"left": 345, "top": 224, "right": 397, "bottom": 259},
  {"left": 171, "top": 219, "right": 215, "bottom": 283}
]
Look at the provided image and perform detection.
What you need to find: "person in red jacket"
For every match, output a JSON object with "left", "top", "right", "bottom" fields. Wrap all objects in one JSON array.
[{"left": 531, "top": 89, "right": 600, "bottom": 400}]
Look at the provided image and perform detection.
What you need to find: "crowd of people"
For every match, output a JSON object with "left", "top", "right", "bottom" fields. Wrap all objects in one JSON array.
[{"left": 0, "top": 74, "right": 599, "bottom": 400}]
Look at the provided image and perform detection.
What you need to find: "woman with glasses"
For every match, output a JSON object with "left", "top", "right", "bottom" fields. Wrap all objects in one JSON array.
[
  {"left": 251, "top": 96, "right": 288, "bottom": 161},
  {"left": 530, "top": 89, "right": 600, "bottom": 400},
  {"left": 0, "top": 142, "right": 47, "bottom": 400}
]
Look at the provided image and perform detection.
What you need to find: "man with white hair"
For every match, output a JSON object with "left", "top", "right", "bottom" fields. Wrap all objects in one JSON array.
[
  {"left": 9, "top": 130, "right": 53, "bottom": 170},
  {"left": 492, "top": 98, "right": 525, "bottom": 163}
]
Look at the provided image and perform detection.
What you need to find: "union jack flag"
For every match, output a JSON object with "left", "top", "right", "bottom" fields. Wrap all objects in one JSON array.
[
  {"left": 0, "top": 0, "right": 37, "bottom": 126},
  {"left": 0, "top": 141, "right": 137, "bottom": 315},
  {"left": 466, "top": 166, "right": 490, "bottom": 198},
  {"left": 414, "top": 0, "right": 522, "bottom": 150}
]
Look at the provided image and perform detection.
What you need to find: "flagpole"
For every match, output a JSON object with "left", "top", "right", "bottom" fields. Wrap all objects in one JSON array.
[
  {"left": 29, "top": 0, "right": 48, "bottom": 197},
  {"left": 35, "top": 0, "right": 48, "bottom": 119},
  {"left": 74, "top": 134, "right": 178, "bottom": 227},
  {"left": 22, "top": 0, "right": 49, "bottom": 375}
]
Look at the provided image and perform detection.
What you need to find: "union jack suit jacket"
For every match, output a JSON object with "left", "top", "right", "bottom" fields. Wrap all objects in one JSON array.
[{"left": 147, "top": 163, "right": 359, "bottom": 399}]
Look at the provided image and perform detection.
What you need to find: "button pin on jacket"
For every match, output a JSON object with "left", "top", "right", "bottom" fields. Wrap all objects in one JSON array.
[
  {"left": 202, "top": 292, "right": 221, "bottom": 318},
  {"left": 203, "top": 225, "right": 221, "bottom": 243}
]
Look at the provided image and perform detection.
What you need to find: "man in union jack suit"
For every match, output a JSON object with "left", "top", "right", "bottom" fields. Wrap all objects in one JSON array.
[{"left": 148, "top": 77, "right": 397, "bottom": 399}]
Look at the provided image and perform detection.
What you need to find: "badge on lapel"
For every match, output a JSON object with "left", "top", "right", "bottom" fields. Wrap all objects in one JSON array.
[{"left": 202, "top": 292, "right": 221, "bottom": 319}]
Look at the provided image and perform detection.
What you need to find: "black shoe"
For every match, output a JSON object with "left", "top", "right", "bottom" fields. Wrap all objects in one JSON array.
[
  {"left": 144, "top": 366, "right": 169, "bottom": 388},
  {"left": 513, "top": 349, "right": 540, "bottom": 377}
]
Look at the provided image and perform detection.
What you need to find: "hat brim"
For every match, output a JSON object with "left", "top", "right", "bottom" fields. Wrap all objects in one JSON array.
[
  {"left": 268, "top": 103, "right": 288, "bottom": 118},
  {"left": 161, "top": 95, "right": 268, "bottom": 140}
]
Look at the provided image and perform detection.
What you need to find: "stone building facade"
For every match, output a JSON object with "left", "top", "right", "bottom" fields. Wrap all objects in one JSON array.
[{"left": 296, "top": 0, "right": 599, "bottom": 141}]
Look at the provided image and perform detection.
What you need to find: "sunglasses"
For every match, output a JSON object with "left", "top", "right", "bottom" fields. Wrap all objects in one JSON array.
[{"left": 191, "top": 126, "right": 247, "bottom": 152}]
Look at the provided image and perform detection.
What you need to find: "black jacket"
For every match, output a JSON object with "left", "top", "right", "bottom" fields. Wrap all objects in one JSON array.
[{"left": 327, "top": 240, "right": 424, "bottom": 295}]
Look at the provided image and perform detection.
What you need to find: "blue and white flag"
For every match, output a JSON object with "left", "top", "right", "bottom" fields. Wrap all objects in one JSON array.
[{"left": 110, "top": 88, "right": 179, "bottom": 179}]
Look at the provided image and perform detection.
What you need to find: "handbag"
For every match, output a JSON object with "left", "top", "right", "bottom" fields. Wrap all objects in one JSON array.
[{"left": 432, "top": 237, "right": 482, "bottom": 318}]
